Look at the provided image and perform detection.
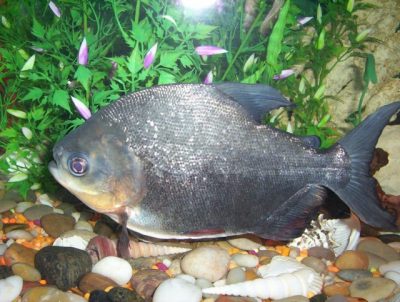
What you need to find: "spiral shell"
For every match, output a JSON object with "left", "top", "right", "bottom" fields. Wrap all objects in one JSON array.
[
  {"left": 128, "top": 241, "right": 191, "bottom": 258},
  {"left": 202, "top": 268, "right": 322, "bottom": 300},
  {"left": 257, "top": 256, "right": 307, "bottom": 278},
  {"left": 289, "top": 214, "right": 361, "bottom": 256}
]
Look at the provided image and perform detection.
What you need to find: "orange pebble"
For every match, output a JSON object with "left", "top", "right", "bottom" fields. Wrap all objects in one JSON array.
[
  {"left": 8, "top": 218, "right": 16, "bottom": 224},
  {"left": 39, "top": 279, "right": 47, "bottom": 285},
  {"left": 84, "top": 293, "right": 90, "bottom": 300},
  {"left": 328, "top": 264, "right": 340, "bottom": 273},
  {"left": 0, "top": 256, "right": 7, "bottom": 266},
  {"left": 2, "top": 217, "right": 9, "bottom": 224}
]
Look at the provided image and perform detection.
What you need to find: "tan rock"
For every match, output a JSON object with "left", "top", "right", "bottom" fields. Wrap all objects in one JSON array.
[
  {"left": 4, "top": 243, "right": 37, "bottom": 267},
  {"left": 335, "top": 251, "right": 369, "bottom": 270},
  {"left": 323, "top": 281, "right": 351, "bottom": 297}
]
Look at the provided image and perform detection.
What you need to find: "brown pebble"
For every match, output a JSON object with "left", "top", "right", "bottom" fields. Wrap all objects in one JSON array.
[
  {"left": 335, "top": 251, "right": 369, "bottom": 270},
  {"left": 79, "top": 272, "right": 118, "bottom": 293},
  {"left": 357, "top": 237, "right": 400, "bottom": 262},
  {"left": 308, "top": 246, "right": 336, "bottom": 261},
  {"left": 215, "top": 296, "right": 257, "bottom": 302},
  {"left": 3, "top": 223, "right": 29, "bottom": 233},
  {"left": 40, "top": 213, "right": 75, "bottom": 238},
  {"left": 323, "top": 282, "right": 351, "bottom": 296},
  {"left": 130, "top": 269, "right": 169, "bottom": 299},
  {"left": 301, "top": 256, "right": 327, "bottom": 274},
  {"left": 4, "top": 243, "right": 37, "bottom": 266},
  {"left": 11, "top": 263, "right": 41, "bottom": 282}
]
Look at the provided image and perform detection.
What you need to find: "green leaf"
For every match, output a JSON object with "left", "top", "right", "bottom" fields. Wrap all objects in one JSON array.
[
  {"left": 0, "top": 128, "right": 18, "bottom": 138},
  {"left": 179, "top": 55, "right": 193, "bottom": 68},
  {"left": 30, "top": 108, "right": 45, "bottom": 121},
  {"left": 52, "top": 90, "right": 71, "bottom": 113},
  {"left": 364, "top": 53, "right": 377, "bottom": 84},
  {"left": 32, "top": 19, "right": 45, "bottom": 39},
  {"left": 159, "top": 52, "right": 181, "bottom": 69},
  {"left": 192, "top": 24, "right": 217, "bottom": 39},
  {"left": 127, "top": 48, "right": 141, "bottom": 75},
  {"left": 131, "top": 20, "right": 152, "bottom": 43},
  {"left": 21, "top": 88, "right": 43, "bottom": 101},
  {"left": 158, "top": 71, "right": 176, "bottom": 85},
  {"left": 74, "top": 66, "right": 92, "bottom": 92}
]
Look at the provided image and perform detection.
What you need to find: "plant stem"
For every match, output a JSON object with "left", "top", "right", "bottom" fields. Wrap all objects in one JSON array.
[
  {"left": 112, "top": 0, "right": 129, "bottom": 42},
  {"left": 135, "top": 0, "right": 141, "bottom": 25},
  {"left": 357, "top": 84, "right": 367, "bottom": 125},
  {"left": 83, "top": 0, "right": 88, "bottom": 36},
  {"left": 221, "top": 6, "right": 265, "bottom": 81}
]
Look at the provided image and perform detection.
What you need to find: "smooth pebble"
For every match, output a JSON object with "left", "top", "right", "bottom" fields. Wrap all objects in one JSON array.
[
  {"left": 349, "top": 277, "right": 396, "bottom": 302},
  {"left": 301, "top": 256, "right": 327, "bottom": 274},
  {"left": 0, "top": 275, "right": 23, "bottom": 302},
  {"left": 92, "top": 256, "right": 132, "bottom": 286},
  {"left": 273, "top": 296, "right": 310, "bottom": 302},
  {"left": 74, "top": 220, "right": 93, "bottom": 232},
  {"left": 231, "top": 253, "right": 259, "bottom": 268},
  {"left": 15, "top": 201, "right": 34, "bottom": 213},
  {"left": 181, "top": 246, "right": 230, "bottom": 282},
  {"left": 335, "top": 250, "right": 369, "bottom": 270},
  {"left": 176, "top": 273, "right": 196, "bottom": 284},
  {"left": 337, "top": 269, "right": 372, "bottom": 282},
  {"left": 226, "top": 267, "right": 246, "bottom": 284},
  {"left": 40, "top": 213, "right": 76, "bottom": 237},
  {"left": 23, "top": 204, "right": 54, "bottom": 220},
  {"left": 357, "top": 237, "right": 400, "bottom": 262},
  {"left": 153, "top": 278, "right": 202, "bottom": 302},
  {"left": 12, "top": 263, "right": 41, "bottom": 281},
  {"left": 6, "top": 229, "right": 34, "bottom": 241},
  {"left": 0, "top": 199, "right": 17, "bottom": 213},
  {"left": 227, "top": 238, "right": 262, "bottom": 251}
]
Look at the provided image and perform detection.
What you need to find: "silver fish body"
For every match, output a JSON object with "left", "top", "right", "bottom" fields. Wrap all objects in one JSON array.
[{"left": 49, "top": 84, "right": 399, "bottom": 240}]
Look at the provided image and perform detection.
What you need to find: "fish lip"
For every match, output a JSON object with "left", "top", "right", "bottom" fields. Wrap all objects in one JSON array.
[{"left": 48, "top": 160, "right": 60, "bottom": 181}]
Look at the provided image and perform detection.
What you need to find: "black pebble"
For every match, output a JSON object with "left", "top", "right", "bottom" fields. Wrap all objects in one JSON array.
[
  {"left": 35, "top": 246, "right": 92, "bottom": 290},
  {"left": 0, "top": 266, "right": 13, "bottom": 279},
  {"left": 378, "top": 234, "right": 400, "bottom": 243},
  {"left": 310, "top": 293, "right": 328, "bottom": 302},
  {"left": 89, "top": 290, "right": 112, "bottom": 302},
  {"left": 108, "top": 287, "right": 144, "bottom": 302}
]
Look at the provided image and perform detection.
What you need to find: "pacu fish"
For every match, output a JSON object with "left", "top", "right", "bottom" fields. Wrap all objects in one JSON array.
[{"left": 49, "top": 83, "right": 399, "bottom": 243}]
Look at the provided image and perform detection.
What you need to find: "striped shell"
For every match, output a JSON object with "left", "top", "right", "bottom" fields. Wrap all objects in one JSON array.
[
  {"left": 203, "top": 268, "right": 322, "bottom": 300},
  {"left": 128, "top": 241, "right": 191, "bottom": 258},
  {"left": 289, "top": 214, "right": 360, "bottom": 256}
]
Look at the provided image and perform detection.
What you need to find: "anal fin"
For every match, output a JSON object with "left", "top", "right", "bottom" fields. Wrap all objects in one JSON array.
[{"left": 255, "top": 185, "right": 327, "bottom": 240}]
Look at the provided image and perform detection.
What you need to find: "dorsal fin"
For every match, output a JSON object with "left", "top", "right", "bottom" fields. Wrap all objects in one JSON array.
[{"left": 213, "top": 83, "right": 294, "bottom": 123}]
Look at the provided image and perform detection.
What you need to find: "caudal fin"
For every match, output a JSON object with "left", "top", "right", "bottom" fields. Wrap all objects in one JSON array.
[{"left": 335, "top": 102, "right": 400, "bottom": 230}]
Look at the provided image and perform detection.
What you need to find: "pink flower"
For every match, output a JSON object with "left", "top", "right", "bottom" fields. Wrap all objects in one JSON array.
[
  {"left": 49, "top": 1, "right": 61, "bottom": 18},
  {"left": 144, "top": 43, "right": 158, "bottom": 69},
  {"left": 273, "top": 69, "right": 295, "bottom": 80},
  {"left": 203, "top": 71, "right": 213, "bottom": 84},
  {"left": 78, "top": 37, "right": 88, "bottom": 65},
  {"left": 195, "top": 46, "right": 227, "bottom": 56},
  {"left": 71, "top": 96, "right": 91, "bottom": 120}
]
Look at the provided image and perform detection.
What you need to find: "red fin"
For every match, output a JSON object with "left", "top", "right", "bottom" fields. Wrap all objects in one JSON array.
[{"left": 185, "top": 228, "right": 225, "bottom": 236}]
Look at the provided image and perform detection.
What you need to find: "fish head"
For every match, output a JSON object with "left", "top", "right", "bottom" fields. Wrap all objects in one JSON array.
[{"left": 48, "top": 118, "right": 146, "bottom": 215}]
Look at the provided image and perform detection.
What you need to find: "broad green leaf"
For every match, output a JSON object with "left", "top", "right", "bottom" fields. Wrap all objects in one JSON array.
[
  {"left": 364, "top": 53, "right": 377, "bottom": 84},
  {"left": 74, "top": 65, "right": 92, "bottom": 92},
  {"left": 179, "top": 55, "right": 193, "bottom": 68},
  {"left": 193, "top": 24, "right": 217, "bottom": 39},
  {"left": 30, "top": 108, "right": 45, "bottom": 121},
  {"left": 52, "top": 90, "right": 71, "bottom": 113},
  {"left": 127, "top": 48, "right": 141, "bottom": 74},
  {"left": 21, "top": 88, "right": 43, "bottom": 101},
  {"left": 21, "top": 55, "right": 36, "bottom": 71},
  {"left": 158, "top": 71, "right": 176, "bottom": 85},
  {"left": 159, "top": 52, "right": 181, "bottom": 69},
  {"left": 7, "top": 109, "right": 27, "bottom": 119},
  {"left": 131, "top": 20, "right": 152, "bottom": 43},
  {"left": 32, "top": 19, "right": 45, "bottom": 39},
  {"left": 0, "top": 128, "right": 18, "bottom": 138}
]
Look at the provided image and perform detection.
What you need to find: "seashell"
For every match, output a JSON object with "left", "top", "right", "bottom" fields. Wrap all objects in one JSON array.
[
  {"left": 202, "top": 268, "right": 323, "bottom": 300},
  {"left": 379, "top": 260, "right": 400, "bottom": 274},
  {"left": 289, "top": 214, "right": 361, "bottom": 256},
  {"left": 257, "top": 256, "right": 306, "bottom": 278},
  {"left": 128, "top": 241, "right": 191, "bottom": 258},
  {"left": 130, "top": 269, "right": 169, "bottom": 299},
  {"left": 86, "top": 235, "right": 117, "bottom": 264}
]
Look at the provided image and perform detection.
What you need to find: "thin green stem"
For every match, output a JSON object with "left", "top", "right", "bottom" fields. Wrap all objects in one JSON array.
[
  {"left": 134, "top": 0, "right": 141, "bottom": 25},
  {"left": 83, "top": 0, "right": 88, "bottom": 36},
  {"left": 221, "top": 7, "right": 265, "bottom": 81},
  {"left": 357, "top": 84, "right": 367, "bottom": 125},
  {"left": 111, "top": 0, "right": 129, "bottom": 42}
]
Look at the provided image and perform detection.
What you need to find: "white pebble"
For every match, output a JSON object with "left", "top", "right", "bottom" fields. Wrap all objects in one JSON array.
[
  {"left": 74, "top": 220, "right": 93, "bottom": 232},
  {"left": 71, "top": 212, "right": 81, "bottom": 222},
  {"left": 0, "top": 244, "right": 7, "bottom": 256},
  {"left": 227, "top": 238, "right": 261, "bottom": 250},
  {"left": 92, "top": 256, "right": 132, "bottom": 285},
  {"left": 0, "top": 275, "right": 23, "bottom": 302},
  {"left": 53, "top": 208, "right": 64, "bottom": 214},
  {"left": 53, "top": 235, "right": 89, "bottom": 250},
  {"left": 176, "top": 274, "right": 196, "bottom": 284},
  {"left": 6, "top": 229, "right": 34, "bottom": 241},
  {"left": 15, "top": 201, "right": 34, "bottom": 213},
  {"left": 153, "top": 278, "right": 202, "bottom": 302},
  {"left": 232, "top": 253, "right": 259, "bottom": 268}
]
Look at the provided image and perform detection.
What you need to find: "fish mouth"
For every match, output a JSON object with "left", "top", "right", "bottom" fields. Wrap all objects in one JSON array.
[{"left": 48, "top": 160, "right": 59, "bottom": 181}]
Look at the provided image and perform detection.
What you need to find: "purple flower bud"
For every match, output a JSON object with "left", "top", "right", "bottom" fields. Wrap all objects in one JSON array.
[
  {"left": 71, "top": 96, "right": 91, "bottom": 120},
  {"left": 203, "top": 71, "right": 213, "bottom": 84},
  {"left": 195, "top": 46, "right": 228, "bottom": 56},
  {"left": 78, "top": 37, "right": 88, "bottom": 65},
  {"left": 273, "top": 69, "right": 295, "bottom": 80},
  {"left": 49, "top": 1, "right": 61, "bottom": 18},
  {"left": 144, "top": 43, "right": 158, "bottom": 69},
  {"left": 297, "top": 16, "right": 313, "bottom": 26}
]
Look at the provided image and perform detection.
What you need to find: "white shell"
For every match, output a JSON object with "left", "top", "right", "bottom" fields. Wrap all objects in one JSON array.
[
  {"left": 379, "top": 260, "right": 400, "bottom": 281},
  {"left": 202, "top": 268, "right": 322, "bottom": 300},
  {"left": 384, "top": 271, "right": 400, "bottom": 285},
  {"left": 53, "top": 235, "right": 89, "bottom": 250},
  {"left": 257, "top": 256, "right": 305, "bottom": 278},
  {"left": 289, "top": 214, "right": 360, "bottom": 256},
  {"left": 129, "top": 241, "right": 191, "bottom": 258}
]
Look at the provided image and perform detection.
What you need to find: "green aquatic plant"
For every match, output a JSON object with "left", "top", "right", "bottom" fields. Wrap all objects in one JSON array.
[{"left": 0, "top": 0, "right": 378, "bottom": 196}]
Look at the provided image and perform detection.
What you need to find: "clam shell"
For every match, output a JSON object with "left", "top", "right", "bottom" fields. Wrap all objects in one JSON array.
[
  {"left": 257, "top": 256, "right": 305, "bottom": 278},
  {"left": 128, "top": 241, "right": 191, "bottom": 258},
  {"left": 202, "top": 268, "right": 323, "bottom": 300}
]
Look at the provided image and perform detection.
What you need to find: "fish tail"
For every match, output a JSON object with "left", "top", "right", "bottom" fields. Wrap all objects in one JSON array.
[{"left": 334, "top": 101, "right": 400, "bottom": 230}]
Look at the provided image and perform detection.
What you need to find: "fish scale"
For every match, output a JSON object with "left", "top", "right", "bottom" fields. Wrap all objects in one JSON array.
[{"left": 49, "top": 83, "right": 399, "bottom": 243}]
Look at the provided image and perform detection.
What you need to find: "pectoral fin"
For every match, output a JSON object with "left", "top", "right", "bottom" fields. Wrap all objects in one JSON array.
[{"left": 255, "top": 185, "right": 327, "bottom": 240}]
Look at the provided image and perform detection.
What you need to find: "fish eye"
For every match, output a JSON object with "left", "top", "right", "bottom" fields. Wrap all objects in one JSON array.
[{"left": 67, "top": 154, "right": 88, "bottom": 176}]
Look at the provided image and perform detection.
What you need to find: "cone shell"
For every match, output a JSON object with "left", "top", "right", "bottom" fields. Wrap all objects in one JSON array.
[
  {"left": 86, "top": 236, "right": 117, "bottom": 264},
  {"left": 202, "top": 268, "right": 322, "bottom": 300},
  {"left": 128, "top": 241, "right": 191, "bottom": 258}
]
